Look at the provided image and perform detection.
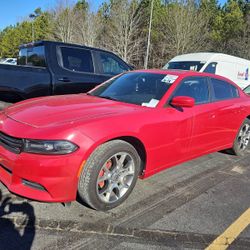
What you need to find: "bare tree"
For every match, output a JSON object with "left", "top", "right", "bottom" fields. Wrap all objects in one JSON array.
[
  {"left": 99, "top": 0, "right": 144, "bottom": 64},
  {"left": 50, "top": 0, "right": 76, "bottom": 43},
  {"left": 74, "top": 10, "right": 100, "bottom": 47},
  {"left": 159, "top": 0, "right": 210, "bottom": 58}
]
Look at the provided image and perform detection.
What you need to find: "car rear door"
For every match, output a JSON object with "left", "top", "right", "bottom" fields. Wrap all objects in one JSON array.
[{"left": 209, "top": 77, "right": 244, "bottom": 147}]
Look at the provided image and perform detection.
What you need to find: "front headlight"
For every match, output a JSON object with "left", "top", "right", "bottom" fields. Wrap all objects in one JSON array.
[{"left": 23, "top": 140, "right": 78, "bottom": 155}]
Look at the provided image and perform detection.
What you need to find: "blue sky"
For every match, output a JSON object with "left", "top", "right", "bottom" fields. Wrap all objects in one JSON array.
[
  {"left": 0, "top": 0, "right": 103, "bottom": 30},
  {"left": 0, "top": 0, "right": 227, "bottom": 31}
]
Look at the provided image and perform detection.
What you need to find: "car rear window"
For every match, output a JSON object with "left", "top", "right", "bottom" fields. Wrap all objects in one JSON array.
[{"left": 210, "top": 78, "right": 239, "bottom": 100}]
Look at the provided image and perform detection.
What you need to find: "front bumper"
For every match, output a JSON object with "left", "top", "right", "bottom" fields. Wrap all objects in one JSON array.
[{"left": 0, "top": 145, "right": 83, "bottom": 203}]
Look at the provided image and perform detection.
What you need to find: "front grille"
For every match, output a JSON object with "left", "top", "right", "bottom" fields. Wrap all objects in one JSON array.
[{"left": 0, "top": 132, "right": 23, "bottom": 154}]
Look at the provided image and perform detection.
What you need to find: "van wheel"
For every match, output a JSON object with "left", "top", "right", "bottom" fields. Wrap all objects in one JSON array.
[
  {"left": 78, "top": 140, "right": 141, "bottom": 211},
  {"left": 231, "top": 119, "right": 250, "bottom": 156}
]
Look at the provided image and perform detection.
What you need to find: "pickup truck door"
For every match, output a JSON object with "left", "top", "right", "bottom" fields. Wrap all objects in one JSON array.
[
  {"left": 52, "top": 46, "right": 130, "bottom": 95},
  {"left": 51, "top": 46, "right": 104, "bottom": 95}
]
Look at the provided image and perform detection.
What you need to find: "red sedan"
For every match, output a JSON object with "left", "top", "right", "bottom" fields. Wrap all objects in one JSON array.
[{"left": 0, "top": 70, "right": 249, "bottom": 211}]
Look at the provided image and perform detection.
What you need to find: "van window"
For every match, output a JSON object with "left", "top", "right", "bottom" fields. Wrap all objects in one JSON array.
[
  {"left": 165, "top": 61, "right": 205, "bottom": 71},
  {"left": 60, "top": 47, "right": 94, "bottom": 73},
  {"left": 210, "top": 78, "right": 239, "bottom": 100},
  {"left": 203, "top": 62, "right": 217, "bottom": 74},
  {"left": 18, "top": 46, "right": 46, "bottom": 67},
  {"left": 172, "top": 77, "right": 210, "bottom": 104}
]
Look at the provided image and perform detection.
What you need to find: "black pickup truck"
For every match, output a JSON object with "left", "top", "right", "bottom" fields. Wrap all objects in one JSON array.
[{"left": 0, "top": 41, "right": 132, "bottom": 103}]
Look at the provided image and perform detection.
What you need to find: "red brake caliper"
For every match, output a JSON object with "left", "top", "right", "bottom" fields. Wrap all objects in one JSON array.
[{"left": 98, "top": 160, "right": 112, "bottom": 188}]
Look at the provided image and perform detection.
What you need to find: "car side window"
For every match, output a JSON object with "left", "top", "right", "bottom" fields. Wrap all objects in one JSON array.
[
  {"left": 172, "top": 77, "right": 210, "bottom": 104},
  {"left": 203, "top": 62, "right": 217, "bottom": 74},
  {"left": 100, "top": 53, "right": 127, "bottom": 75},
  {"left": 210, "top": 78, "right": 239, "bottom": 101},
  {"left": 60, "top": 47, "right": 94, "bottom": 73}
]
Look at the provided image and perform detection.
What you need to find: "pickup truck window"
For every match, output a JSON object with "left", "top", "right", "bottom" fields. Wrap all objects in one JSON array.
[
  {"left": 18, "top": 46, "right": 46, "bottom": 67},
  {"left": 100, "top": 53, "right": 127, "bottom": 75},
  {"left": 60, "top": 47, "right": 94, "bottom": 73}
]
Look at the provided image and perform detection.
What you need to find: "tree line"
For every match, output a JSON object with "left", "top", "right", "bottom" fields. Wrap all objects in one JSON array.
[{"left": 0, "top": 0, "right": 249, "bottom": 68}]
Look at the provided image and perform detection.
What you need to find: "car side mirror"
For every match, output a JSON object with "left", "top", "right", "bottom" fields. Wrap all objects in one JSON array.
[{"left": 170, "top": 96, "right": 195, "bottom": 108}]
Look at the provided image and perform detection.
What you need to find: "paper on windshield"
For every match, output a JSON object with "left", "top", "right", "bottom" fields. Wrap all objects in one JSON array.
[
  {"left": 142, "top": 99, "right": 159, "bottom": 108},
  {"left": 161, "top": 74, "right": 178, "bottom": 84}
]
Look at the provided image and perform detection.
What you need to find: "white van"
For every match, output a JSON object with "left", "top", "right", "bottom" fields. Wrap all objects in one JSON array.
[{"left": 163, "top": 53, "right": 250, "bottom": 89}]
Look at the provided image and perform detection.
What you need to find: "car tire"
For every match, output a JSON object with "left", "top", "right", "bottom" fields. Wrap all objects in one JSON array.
[
  {"left": 231, "top": 119, "right": 250, "bottom": 156},
  {"left": 78, "top": 140, "right": 141, "bottom": 211}
]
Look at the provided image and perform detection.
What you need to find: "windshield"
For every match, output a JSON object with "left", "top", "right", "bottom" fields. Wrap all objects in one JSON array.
[
  {"left": 164, "top": 61, "right": 205, "bottom": 72},
  {"left": 90, "top": 72, "right": 177, "bottom": 107}
]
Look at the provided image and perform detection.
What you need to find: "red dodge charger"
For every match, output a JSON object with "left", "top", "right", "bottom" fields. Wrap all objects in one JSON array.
[{"left": 0, "top": 70, "right": 249, "bottom": 211}]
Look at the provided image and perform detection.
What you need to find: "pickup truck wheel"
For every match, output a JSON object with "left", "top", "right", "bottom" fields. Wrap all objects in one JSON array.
[
  {"left": 78, "top": 140, "right": 141, "bottom": 211},
  {"left": 232, "top": 119, "right": 250, "bottom": 156}
]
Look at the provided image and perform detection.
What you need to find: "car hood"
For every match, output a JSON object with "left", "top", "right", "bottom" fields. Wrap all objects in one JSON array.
[{"left": 4, "top": 94, "right": 139, "bottom": 128}]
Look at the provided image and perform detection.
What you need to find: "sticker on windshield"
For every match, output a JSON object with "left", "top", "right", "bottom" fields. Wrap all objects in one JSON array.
[{"left": 161, "top": 74, "right": 178, "bottom": 84}]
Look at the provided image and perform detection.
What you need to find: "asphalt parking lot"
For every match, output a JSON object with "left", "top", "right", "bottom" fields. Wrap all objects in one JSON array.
[{"left": 1, "top": 151, "right": 250, "bottom": 250}]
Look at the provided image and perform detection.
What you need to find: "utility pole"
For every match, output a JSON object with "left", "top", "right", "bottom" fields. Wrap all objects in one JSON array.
[
  {"left": 144, "top": 0, "right": 154, "bottom": 69},
  {"left": 29, "top": 14, "right": 36, "bottom": 42}
]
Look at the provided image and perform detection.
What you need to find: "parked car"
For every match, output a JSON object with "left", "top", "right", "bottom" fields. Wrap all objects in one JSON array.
[
  {"left": 0, "top": 41, "right": 132, "bottom": 103},
  {"left": 0, "top": 58, "right": 17, "bottom": 65},
  {"left": 0, "top": 70, "right": 250, "bottom": 211},
  {"left": 164, "top": 53, "right": 250, "bottom": 89}
]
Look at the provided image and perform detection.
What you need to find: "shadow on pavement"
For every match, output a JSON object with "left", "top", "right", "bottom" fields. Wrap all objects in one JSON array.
[{"left": 0, "top": 189, "right": 36, "bottom": 250}]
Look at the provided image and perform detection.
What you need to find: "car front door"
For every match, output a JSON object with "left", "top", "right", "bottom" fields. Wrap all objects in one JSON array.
[{"left": 170, "top": 76, "right": 220, "bottom": 157}]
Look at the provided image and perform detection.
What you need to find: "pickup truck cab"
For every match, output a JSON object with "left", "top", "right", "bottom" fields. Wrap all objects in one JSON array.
[{"left": 0, "top": 41, "right": 132, "bottom": 103}]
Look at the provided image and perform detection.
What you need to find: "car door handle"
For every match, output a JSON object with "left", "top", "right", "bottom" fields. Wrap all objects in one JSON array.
[{"left": 58, "top": 77, "right": 71, "bottom": 83}]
